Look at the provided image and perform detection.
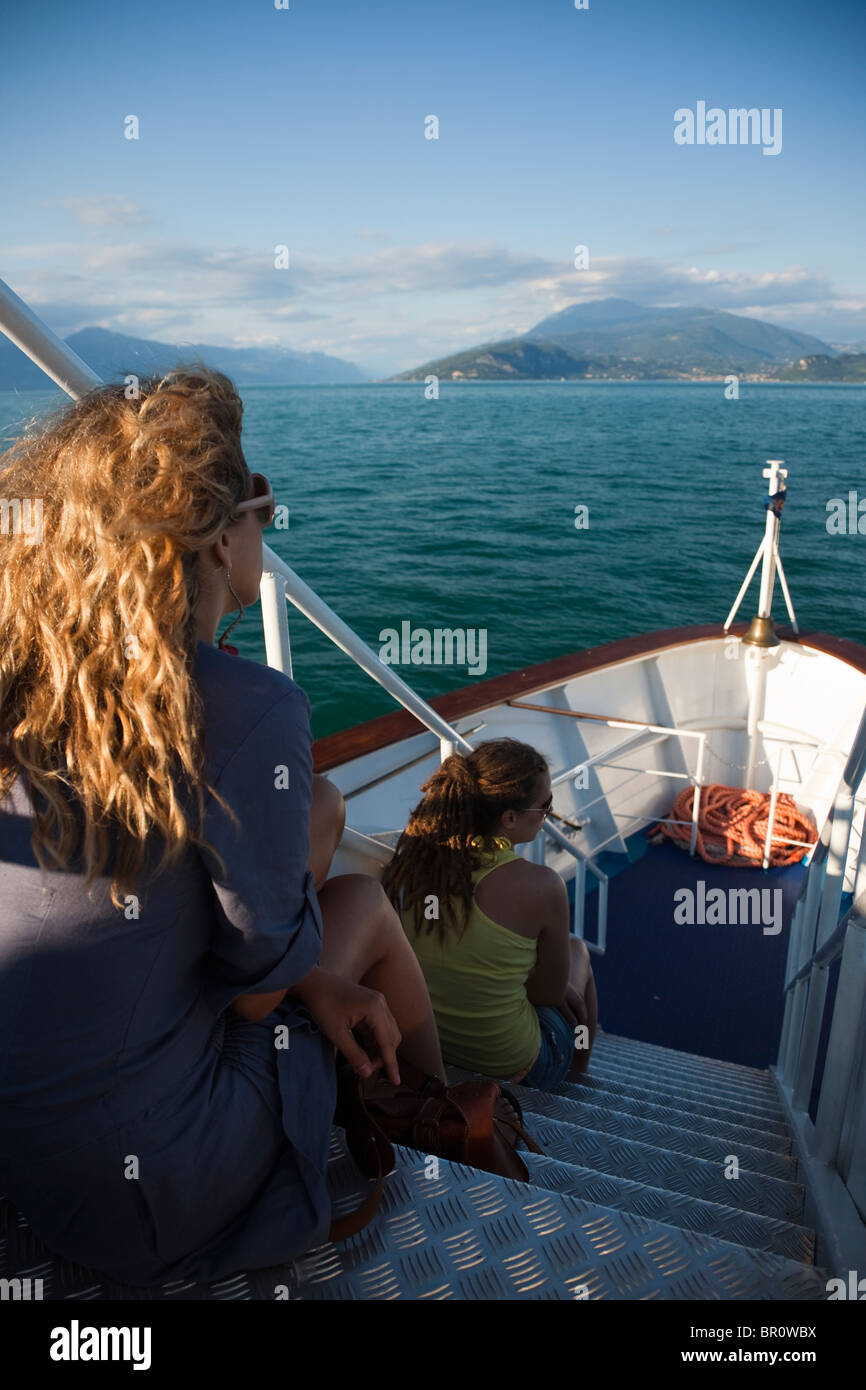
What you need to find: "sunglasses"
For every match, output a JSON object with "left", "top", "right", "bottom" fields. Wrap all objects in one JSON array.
[
  {"left": 523, "top": 794, "right": 553, "bottom": 815},
  {"left": 232, "top": 472, "right": 275, "bottom": 527}
]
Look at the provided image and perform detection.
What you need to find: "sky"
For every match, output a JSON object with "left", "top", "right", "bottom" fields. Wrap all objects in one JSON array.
[{"left": 1, "top": 0, "right": 864, "bottom": 378}]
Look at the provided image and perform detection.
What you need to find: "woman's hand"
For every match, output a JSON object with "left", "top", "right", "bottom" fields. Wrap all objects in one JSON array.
[
  {"left": 560, "top": 983, "right": 589, "bottom": 1033},
  {"left": 289, "top": 967, "right": 402, "bottom": 1084}
]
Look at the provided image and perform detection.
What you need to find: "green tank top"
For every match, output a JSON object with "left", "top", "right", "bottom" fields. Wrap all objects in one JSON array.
[{"left": 399, "top": 837, "right": 541, "bottom": 1078}]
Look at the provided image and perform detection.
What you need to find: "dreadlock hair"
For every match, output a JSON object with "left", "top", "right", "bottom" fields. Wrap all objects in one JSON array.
[{"left": 380, "top": 738, "right": 549, "bottom": 942}]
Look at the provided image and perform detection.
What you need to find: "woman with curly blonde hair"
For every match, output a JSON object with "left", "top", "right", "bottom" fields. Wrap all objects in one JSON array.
[
  {"left": 381, "top": 739, "right": 598, "bottom": 1091},
  {"left": 0, "top": 366, "right": 443, "bottom": 1287}
]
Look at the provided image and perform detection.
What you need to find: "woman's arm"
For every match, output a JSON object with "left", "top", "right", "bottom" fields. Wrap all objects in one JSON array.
[
  {"left": 229, "top": 776, "right": 346, "bottom": 1022},
  {"left": 523, "top": 868, "right": 572, "bottom": 1008},
  {"left": 232, "top": 963, "right": 402, "bottom": 1082}
]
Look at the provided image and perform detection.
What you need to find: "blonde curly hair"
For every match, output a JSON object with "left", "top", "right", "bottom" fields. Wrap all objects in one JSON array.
[{"left": 0, "top": 365, "right": 251, "bottom": 908}]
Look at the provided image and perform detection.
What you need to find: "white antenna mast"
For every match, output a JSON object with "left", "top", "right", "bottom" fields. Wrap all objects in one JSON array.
[{"left": 724, "top": 459, "right": 799, "bottom": 645}]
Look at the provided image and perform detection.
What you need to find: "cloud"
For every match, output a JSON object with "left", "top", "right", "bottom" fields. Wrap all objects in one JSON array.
[
  {"left": 53, "top": 195, "right": 153, "bottom": 228},
  {"left": 2, "top": 234, "right": 862, "bottom": 374}
]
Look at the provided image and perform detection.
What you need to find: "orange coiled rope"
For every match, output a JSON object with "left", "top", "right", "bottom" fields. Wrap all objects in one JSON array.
[{"left": 650, "top": 783, "right": 817, "bottom": 868}]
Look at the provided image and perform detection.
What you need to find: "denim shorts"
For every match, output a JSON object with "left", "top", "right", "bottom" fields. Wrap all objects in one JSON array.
[{"left": 520, "top": 1006, "right": 575, "bottom": 1090}]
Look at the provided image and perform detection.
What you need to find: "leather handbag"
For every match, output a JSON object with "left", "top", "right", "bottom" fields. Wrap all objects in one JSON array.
[{"left": 327, "top": 1058, "right": 543, "bottom": 1243}]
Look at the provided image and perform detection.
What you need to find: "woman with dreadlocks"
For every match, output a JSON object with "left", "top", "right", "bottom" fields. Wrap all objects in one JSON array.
[{"left": 381, "top": 739, "right": 598, "bottom": 1090}]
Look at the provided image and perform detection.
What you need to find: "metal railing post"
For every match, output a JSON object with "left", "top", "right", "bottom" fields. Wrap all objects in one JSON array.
[
  {"left": 574, "top": 858, "right": 587, "bottom": 939},
  {"left": 791, "top": 707, "right": 866, "bottom": 1109},
  {"left": 812, "top": 911, "right": 866, "bottom": 1163},
  {"left": 781, "top": 837, "right": 827, "bottom": 1084},
  {"left": 259, "top": 570, "right": 293, "bottom": 678},
  {"left": 777, "top": 895, "right": 804, "bottom": 1075},
  {"left": 689, "top": 734, "right": 706, "bottom": 856}
]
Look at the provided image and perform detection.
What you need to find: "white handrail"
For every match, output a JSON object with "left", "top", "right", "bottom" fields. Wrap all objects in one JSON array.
[
  {"left": 0, "top": 276, "right": 101, "bottom": 398},
  {"left": 771, "top": 703, "right": 866, "bottom": 1274},
  {"left": 259, "top": 547, "right": 474, "bottom": 755}
]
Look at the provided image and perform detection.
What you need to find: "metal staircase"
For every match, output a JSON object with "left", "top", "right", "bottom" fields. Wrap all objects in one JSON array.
[
  {"left": 0, "top": 1028, "right": 831, "bottom": 1301},
  {"left": 280, "top": 1029, "right": 829, "bottom": 1301}
]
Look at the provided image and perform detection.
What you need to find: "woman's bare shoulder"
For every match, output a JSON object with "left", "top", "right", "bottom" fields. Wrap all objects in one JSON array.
[
  {"left": 474, "top": 857, "right": 564, "bottom": 936},
  {"left": 487, "top": 858, "right": 563, "bottom": 895}
]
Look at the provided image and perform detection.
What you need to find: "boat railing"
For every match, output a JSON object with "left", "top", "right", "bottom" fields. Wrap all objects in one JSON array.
[
  {"left": 259, "top": 554, "right": 613, "bottom": 950},
  {"left": 509, "top": 699, "right": 835, "bottom": 869},
  {"left": 773, "top": 701, "right": 866, "bottom": 1272}
]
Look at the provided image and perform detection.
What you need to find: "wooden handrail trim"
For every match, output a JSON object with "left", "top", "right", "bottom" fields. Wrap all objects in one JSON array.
[{"left": 312, "top": 624, "right": 866, "bottom": 773}]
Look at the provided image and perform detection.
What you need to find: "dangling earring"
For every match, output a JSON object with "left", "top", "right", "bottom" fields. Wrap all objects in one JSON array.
[{"left": 217, "top": 565, "right": 244, "bottom": 654}]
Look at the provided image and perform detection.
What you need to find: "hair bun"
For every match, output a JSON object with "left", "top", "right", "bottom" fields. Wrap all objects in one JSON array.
[{"left": 443, "top": 753, "right": 478, "bottom": 789}]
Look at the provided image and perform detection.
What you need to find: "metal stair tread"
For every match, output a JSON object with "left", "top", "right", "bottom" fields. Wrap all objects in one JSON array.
[
  {"left": 293, "top": 1135, "right": 829, "bottom": 1300},
  {"left": 585, "top": 1054, "right": 786, "bottom": 1120},
  {"left": 595, "top": 1030, "right": 778, "bottom": 1086},
  {"left": 519, "top": 1151, "right": 816, "bottom": 1264},
  {"left": 593, "top": 1034, "right": 779, "bottom": 1094},
  {"left": 445, "top": 1064, "right": 791, "bottom": 1153},
  {"left": 445, "top": 1066, "right": 795, "bottom": 1178},
  {"left": 0, "top": 1122, "right": 821, "bottom": 1301},
  {"left": 590, "top": 1044, "right": 781, "bottom": 1102},
  {"left": 562, "top": 1072, "right": 790, "bottom": 1134},
  {"left": 515, "top": 1089, "right": 795, "bottom": 1180},
  {"left": 520, "top": 1113, "right": 805, "bottom": 1221}
]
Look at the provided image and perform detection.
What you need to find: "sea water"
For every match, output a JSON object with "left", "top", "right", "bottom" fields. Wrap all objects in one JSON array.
[{"left": 2, "top": 381, "right": 864, "bottom": 740}]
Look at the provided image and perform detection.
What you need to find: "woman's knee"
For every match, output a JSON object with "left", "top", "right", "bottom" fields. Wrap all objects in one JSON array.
[
  {"left": 312, "top": 775, "right": 345, "bottom": 841},
  {"left": 572, "top": 934, "right": 592, "bottom": 978},
  {"left": 309, "top": 776, "right": 346, "bottom": 888},
  {"left": 318, "top": 872, "right": 390, "bottom": 931},
  {"left": 317, "top": 874, "right": 403, "bottom": 976}
]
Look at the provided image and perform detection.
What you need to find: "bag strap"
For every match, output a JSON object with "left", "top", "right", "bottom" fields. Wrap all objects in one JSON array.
[
  {"left": 326, "top": 1142, "right": 385, "bottom": 1243},
  {"left": 495, "top": 1113, "right": 545, "bottom": 1155}
]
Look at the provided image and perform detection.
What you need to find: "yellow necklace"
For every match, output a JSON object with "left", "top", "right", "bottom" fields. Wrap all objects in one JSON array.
[{"left": 470, "top": 834, "right": 513, "bottom": 852}]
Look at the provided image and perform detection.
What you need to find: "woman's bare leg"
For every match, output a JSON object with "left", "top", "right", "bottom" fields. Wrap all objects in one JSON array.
[
  {"left": 317, "top": 873, "right": 445, "bottom": 1080},
  {"left": 566, "top": 937, "right": 598, "bottom": 1078},
  {"left": 308, "top": 775, "right": 346, "bottom": 891}
]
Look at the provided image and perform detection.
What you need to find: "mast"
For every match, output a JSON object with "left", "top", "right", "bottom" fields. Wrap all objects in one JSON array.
[{"left": 724, "top": 460, "right": 800, "bottom": 789}]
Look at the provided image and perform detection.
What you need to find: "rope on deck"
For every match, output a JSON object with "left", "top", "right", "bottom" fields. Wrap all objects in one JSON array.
[{"left": 649, "top": 783, "right": 817, "bottom": 868}]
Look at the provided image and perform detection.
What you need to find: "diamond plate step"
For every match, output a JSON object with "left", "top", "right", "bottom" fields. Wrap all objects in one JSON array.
[
  {"left": 596, "top": 1031, "right": 776, "bottom": 1085},
  {"left": 590, "top": 1046, "right": 781, "bottom": 1105},
  {"left": 564, "top": 1072, "right": 790, "bottom": 1137},
  {"left": 585, "top": 1054, "right": 786, "bottom": 1122},
  {"left": 446, "top": 1067, "right": 795, "bottom": 1181},
  {"left": 521, "top": 1153, "right": 815, "bottom": 1264},
  {"left": 593, "top": 1034, "right": 780, "bottom": 1098},
  {"left": 446, "top": 1064, "right": 790, "bottom": 1154},
  {"left": 523, "top": 1114, "right": 805, "bottom": 1220},
  {"left": 282, "top": 1134, "right": 828, "bottom": 1300}
]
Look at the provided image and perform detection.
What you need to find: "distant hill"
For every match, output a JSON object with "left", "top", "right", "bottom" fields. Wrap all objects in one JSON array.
[
  {"left": 773, "top": 353, "right": 866, "bottom": 383},
  {"left": 0, "top": 326, "right": 367, "bottom": 391},
  {"left": 392, "top": 299, "right": 838, "bottom": 382},
  {"left": 391, "top": 338, "right": 666, "bottom": 382},
  {"left": 526, "top": 300, "right": 834, "bottom": 371}
]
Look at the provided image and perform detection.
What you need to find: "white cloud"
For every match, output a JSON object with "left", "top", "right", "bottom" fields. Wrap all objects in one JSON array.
[
  {"left": 2, "top": 234, "right": 862, "bottom": 375},
  {"left": 53, "top": 195, "right": 153, "bottom": 228}
]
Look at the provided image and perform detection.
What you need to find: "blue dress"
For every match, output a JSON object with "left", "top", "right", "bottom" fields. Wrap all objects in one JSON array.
[{"left": 0, "top": 640, "right": 337, "bottom": 1286}]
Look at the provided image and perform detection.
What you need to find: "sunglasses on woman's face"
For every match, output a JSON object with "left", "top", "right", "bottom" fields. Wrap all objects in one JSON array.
[{"left": 233, "top": 472, "right": 275, "bottom": 527}]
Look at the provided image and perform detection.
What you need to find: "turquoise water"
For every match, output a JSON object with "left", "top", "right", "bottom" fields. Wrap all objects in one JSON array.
[{"left": 3, "top": 383, "right": 865, "bottom": 741}]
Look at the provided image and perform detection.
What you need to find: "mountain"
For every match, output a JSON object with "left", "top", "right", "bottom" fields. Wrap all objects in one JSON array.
[
  {"left": 390, "top": 338, "right": 664, "bottom": 382},
  {"left": 0, "top": 327, "right": 367, "bottom": 391},
  {"left": 525, "top": 300, "right": 834, "bottom": 371},
  {"left": 390, "top": 299, "right": 839, "bottom": 382},
  {"left": 773, "top": 353, "right": 866, "bottom": 383}
]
